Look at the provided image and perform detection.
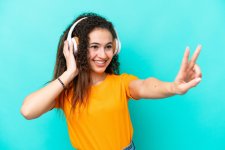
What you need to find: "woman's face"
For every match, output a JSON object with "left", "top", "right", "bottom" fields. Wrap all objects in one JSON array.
[{"left": 88, "top": 28, "right": 114, "bottom": 75}]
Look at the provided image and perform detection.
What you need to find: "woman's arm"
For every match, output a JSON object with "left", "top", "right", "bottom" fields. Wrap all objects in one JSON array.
[
  {"left": 20, "top": 71, "right": 76, "bottom": 120},
  {"left": 21, "top": 40, "right": 77, "bottom": 120},
  {"left": 129, "top": 78, "right": 176, "bottom": 100},
  {"left": 129, "top": 45, "right": 202, "bottom": 100}
]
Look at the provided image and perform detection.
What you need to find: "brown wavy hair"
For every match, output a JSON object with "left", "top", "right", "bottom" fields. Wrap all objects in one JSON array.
[{"left": 52, "top": 12, "right": 120, "bottom": 112}]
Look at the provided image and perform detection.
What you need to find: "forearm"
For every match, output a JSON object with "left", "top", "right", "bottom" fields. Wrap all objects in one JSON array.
[
  {"left": 140, "top": 77, "right": 176, "bottom": 99},
  {"left": 20, "top": 71, "right": 75, "bottom": 120}
]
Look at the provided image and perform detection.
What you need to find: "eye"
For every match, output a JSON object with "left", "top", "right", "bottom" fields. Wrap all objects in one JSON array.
[
  {"left": 106, "top": 45, "right": 112, "bottom": 49},
  {"left": 105, "top": 45, "right": 113, "bottom": 51},
  {"left": 90, "top": 45, "right": 99, "bottom": 50}
]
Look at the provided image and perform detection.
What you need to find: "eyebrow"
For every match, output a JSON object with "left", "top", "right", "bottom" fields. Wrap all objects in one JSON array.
[{"left": 89, "top": 42, "right": 113, "bottom": 45}]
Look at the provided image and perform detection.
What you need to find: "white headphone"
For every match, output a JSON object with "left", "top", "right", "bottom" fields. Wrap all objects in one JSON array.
[{"left": 67, "top": 17, "right": 121, "bottom": 55}]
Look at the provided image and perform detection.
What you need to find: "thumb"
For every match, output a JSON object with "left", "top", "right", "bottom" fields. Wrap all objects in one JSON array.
[{"left": 183, "top": 78, "right": 201, "bottom": 90}]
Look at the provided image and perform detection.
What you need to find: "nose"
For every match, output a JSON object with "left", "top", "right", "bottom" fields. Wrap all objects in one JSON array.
[{"left": 98, "top": 47, "right": 107, "bottom": 58}]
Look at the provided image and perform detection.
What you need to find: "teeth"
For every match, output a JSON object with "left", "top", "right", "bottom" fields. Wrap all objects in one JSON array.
[{"left": 94, "top": 60, "right": 106, "bottom": 64}]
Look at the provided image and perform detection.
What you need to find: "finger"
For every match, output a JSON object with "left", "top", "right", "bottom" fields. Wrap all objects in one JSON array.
[
  {"left": 193, "top": 64, "right": 202, "bottom": 78},
  {"left": 69, "top": 39, "right": 74, "bottom": 52},
  {"left": 183, "top": 77, "right": 202, "bottom": 91},
  {"left": 179, "top": 46, "right": 190, "bottom": 73},
  {"left": 70, "top": 38, "right": 76, "bottom": 56},
  {"left": 189, "top": 72, "right": 197, "bottom": 81},
  {"left": 63, "top": 41, "right": 69, "bottom": 57},
  {"left": 187, "top": 44, "right": 202, "bottom": 71}
]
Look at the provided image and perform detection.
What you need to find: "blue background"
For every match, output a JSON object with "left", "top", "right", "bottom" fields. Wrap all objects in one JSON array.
[{"left": 1, "top": 0, "right": 225, "bottom": 149}]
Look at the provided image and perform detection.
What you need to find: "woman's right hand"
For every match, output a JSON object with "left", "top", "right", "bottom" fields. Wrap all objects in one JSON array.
[{"left": 63, "top": 39, "right": 79, "bottom": 77}]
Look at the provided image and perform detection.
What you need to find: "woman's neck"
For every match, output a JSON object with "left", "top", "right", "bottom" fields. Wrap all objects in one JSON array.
[{"left": 90, "top": 72, "right": 107, "bottom": 85}]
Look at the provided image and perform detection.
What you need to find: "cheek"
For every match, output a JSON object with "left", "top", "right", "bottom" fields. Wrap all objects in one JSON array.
[
  {"left": 107, "top": 51, "right": 114, "bottom": 58},
  {"left": 88, "top": 50, "right": 95, "bottom": 59},
  {"left": 109, "top": 53, "right": 114, "bottom": 60},
  {"left": 107, "top": 55, "right": 114, "bottom": 64}
]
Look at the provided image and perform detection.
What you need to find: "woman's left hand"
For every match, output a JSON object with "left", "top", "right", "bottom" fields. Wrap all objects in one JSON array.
[{"left": 172, "top": 45, "right": 202, "bottom": 95}]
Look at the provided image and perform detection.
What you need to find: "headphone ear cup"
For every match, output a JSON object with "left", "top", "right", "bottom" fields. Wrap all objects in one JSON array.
[
  {"left": 72, "top": 38, "right": 77, "bottom": 54},
  {"left": 118, "top": 39, "right": 121, "bottom": 54},
  {"left": 112, "top": 40, "right": 117, "bottom": 54},
  {"left": 114, "top": 39, "right": 121, "bottom": 55}
]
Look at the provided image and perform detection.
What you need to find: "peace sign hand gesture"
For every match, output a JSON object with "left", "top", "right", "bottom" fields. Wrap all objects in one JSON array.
[{"left": 172, "top": 45, "right": 202, "bottom": 95}]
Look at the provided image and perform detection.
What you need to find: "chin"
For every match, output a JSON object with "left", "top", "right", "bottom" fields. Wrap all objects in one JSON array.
[{"left": 91, "top": 68, "right": 107, "bottom": 75}]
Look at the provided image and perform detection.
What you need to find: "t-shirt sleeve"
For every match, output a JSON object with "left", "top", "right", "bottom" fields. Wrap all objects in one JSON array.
[
  {"left": 121, "top": 73, "right": 139, "bottom": 100},
  {"left": 54, "top": 89, "right": 71, "bottom": 110}
]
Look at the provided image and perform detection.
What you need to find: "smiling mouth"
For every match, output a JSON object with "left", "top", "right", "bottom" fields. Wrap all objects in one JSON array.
[{"left": 93, "top": 60, "right": 107, "bottom": 66}]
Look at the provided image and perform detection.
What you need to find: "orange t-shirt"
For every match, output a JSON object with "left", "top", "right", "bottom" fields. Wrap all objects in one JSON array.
[{"left": 55, "top": 73, "right": 138, "bottom": 150}]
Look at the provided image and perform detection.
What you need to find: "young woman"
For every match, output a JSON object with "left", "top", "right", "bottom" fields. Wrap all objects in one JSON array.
[{"left": 20, "top": 13, "right": 202, "bottom": 150}]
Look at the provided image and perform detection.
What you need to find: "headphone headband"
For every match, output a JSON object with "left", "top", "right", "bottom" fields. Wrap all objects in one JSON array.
[
  {"left": 67, "top": 17, "right": 121, "bottom": 55},
  {"left": 67, "top": 17, "right": 87, "bottom": 49}
]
